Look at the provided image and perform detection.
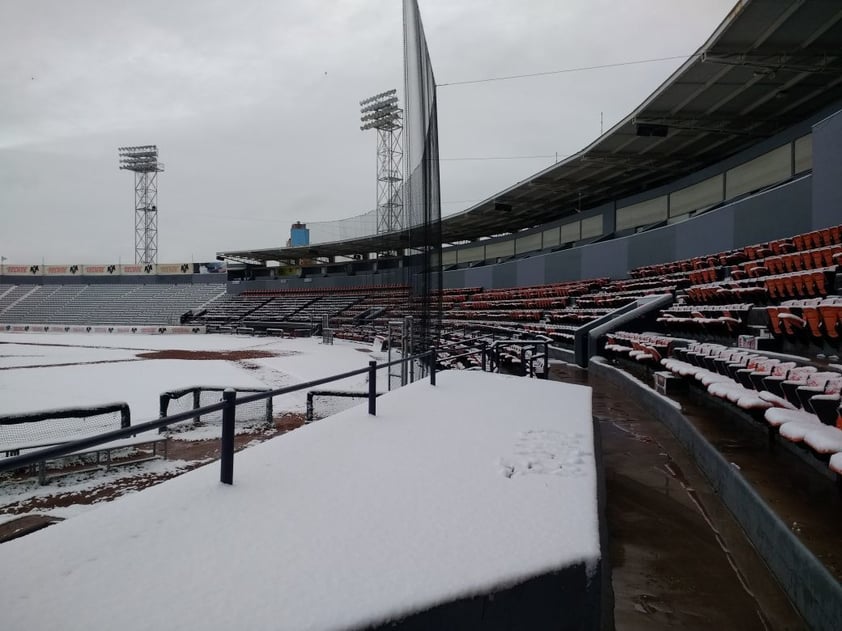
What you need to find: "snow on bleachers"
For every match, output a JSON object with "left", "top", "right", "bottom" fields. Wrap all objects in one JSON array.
[{"left": 0, "top": 284, "right": 226, "bottom": 325}]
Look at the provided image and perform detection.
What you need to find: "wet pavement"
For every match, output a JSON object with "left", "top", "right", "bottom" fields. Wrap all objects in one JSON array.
[{"left": 550, "top": 363, "right": 808, "bottom": 630}]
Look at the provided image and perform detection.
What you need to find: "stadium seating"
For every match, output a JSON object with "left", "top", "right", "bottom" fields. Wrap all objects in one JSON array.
[{"left": 0, "top": 284, "right": 226, "bottom": 325}]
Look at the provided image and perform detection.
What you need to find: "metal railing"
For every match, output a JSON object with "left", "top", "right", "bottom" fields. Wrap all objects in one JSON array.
[{"left": 0, "top": 349, "right": 437, "bottom": 485}]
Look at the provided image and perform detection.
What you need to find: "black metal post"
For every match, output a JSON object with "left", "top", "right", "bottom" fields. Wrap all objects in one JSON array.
[
  {"left": 120, "top": 405, "right": 131, "bottom": 429},
  {"left": 543, "top": 342, "right": 550, "bottom": 379},
  {"left": 368, "top": 360, "right": 377, "bottom": 415},
  {"left": 430, "top": 348, "right": 437, "bottom": 386},
  {"left": 220, "top": 388, "right": 236, "bottom": 485},
  {"left": 306, "top": 391, "right": 314, "bottom": 423},
  {"left": 158, "top": 394, "right": 169, "bottom": 433},
  {"left": 193, "top": 390, "right": 202, "bottom": 424}
]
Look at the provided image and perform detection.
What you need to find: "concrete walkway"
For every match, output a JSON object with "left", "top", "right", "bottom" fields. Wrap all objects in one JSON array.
[{"left": 550, "top": 362, "right": 807, "bottom": 630}]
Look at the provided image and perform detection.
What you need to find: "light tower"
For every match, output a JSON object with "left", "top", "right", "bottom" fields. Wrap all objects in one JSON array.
[
  {"left": 360, "top": 90, "right": 403, "bottom": 235},
  {"left": 118, "top": 145, "right": 164, "bottom": 264}
]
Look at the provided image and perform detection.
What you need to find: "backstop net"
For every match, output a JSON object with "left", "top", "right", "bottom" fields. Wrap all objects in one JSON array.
[
  {"left": 159, "top": 386, "right": 273, "bottom": 433},
  {"left": 0, "top": 402, "right": 130, "bottom": 455},
  {"left": 307, "top": 208, "right": 378, "bottom": 244},
  {"left": 403, "top": 0, "right": 443, "bottom": 353}
]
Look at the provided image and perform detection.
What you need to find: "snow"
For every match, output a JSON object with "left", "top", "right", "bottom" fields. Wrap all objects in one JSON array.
[
  {"left": 830, "top": 452, "right": 842, "bottom": 475},
  {"left": 0, "top": 333, "right": 385, "bottom": 420},
  {"left": 0, "top": 370, "right": 599, "bottom": 631},
  {"left": 801, "top": 424, "right": 842, "bottom": 454}
]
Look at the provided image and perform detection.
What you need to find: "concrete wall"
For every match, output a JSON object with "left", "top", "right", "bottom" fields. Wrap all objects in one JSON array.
[
  {"left": 812, "top": 108, "right": 842, "bottom": 229},
  {"left": 439, "top": 175, "right": 813, "bottom": 290}
]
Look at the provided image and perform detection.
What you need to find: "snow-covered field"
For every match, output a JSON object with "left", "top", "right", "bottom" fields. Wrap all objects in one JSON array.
[
  {"left": 0, "top": 332, "right": 395, "bottom": 517},
  {"left": 0, "top": 332, "right": 388, "bottom": 420},
  {"left": 0, "top": 369, "right": 598, "bottom": 630}
]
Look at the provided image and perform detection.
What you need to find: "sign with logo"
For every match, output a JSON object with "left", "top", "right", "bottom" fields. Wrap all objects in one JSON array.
[
  {"left": 157, "top": 263, "right": 192, "bottom": 275},
  {"left": 1, "top": 264, "right": 43, "bottom": 276},
  {"left": 45, "top": 264, "right": 82, "bottom": 276},
  {"left": 120, "top": 264, "right": 156, "bottom": 275},
  {"left": 81, "top": 264, "right": 120, "bottom": 276}
]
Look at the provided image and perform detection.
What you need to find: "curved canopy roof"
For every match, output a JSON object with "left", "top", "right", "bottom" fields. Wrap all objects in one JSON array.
[{"left": 221, "top": 0, "right": 842, "bottom": 264}]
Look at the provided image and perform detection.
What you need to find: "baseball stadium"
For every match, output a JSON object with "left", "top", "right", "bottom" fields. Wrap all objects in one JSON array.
[{"left": 1, "top": 1, "right": 841, "bottom": 629}]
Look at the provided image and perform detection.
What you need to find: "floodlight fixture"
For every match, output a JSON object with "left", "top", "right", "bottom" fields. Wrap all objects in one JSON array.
[
  {"left": 360, "top": 90, "right": 402, "bottom": 132},
  {"left": 118, "top": 144, "right": 164, "bottom": 264},
  {"left": 360, "top": 90, "right": 404, "bottom": 237}
]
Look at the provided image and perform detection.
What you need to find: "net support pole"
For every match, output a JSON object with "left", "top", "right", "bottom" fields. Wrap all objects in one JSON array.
[
  {"left": 368, "top": 361, "right": 377, "bottom": 416},
  {"left": 430, "top": 347, "right": 436, "bottom": 386},
  {"left": 220, "top": 388, "right": 236, "bottom": 485},
  {"left": 120, "top": 405, "right": 131, "bottom": 429}
]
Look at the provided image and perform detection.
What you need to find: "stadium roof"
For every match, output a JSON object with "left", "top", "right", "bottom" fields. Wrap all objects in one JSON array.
[{"left": 220, "top": 0, "right": 842, "bottom": 264}]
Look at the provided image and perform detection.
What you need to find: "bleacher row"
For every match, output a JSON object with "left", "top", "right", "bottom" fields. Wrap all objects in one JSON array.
[
  {"left": 102, "top": 224, "right": 830, "bottom": 355},
  {"left": 0, "top": 284, "right": 226, "bottom": 325},
  {"left": 604, "top": 331, "right": 842, "bottom": 478}
]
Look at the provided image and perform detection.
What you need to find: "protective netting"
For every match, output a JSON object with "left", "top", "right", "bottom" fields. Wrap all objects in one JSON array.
[
  {"left": 161, "top": 387, "right": 273, "bottom": 433},
  {"left": 403, "top": 0, "right": 443, "bottom": 352},
  {"left": 0, "top": 404, "right": 128, "bottom": 453},
  {"left": 308, "top": 208, "right": 378, "bottom": 244}
]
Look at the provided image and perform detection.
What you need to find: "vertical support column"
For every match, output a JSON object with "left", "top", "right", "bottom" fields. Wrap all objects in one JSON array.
[
  {"left": 368, "top": 361, "right": 377, "bottom": 415},
  {"left": 193, "top": 390, "right": 202, "bottom": 425},
  {"left": 265, "top": 396, "right": 273, "bottom": 427},
  {"left": 543, "top": 342, "right": 550, "bottom": 379},
  {"left": 220, "top": 388, "right": 236, "bottom": 485},
  {"left": 401, "top": 317, "right": 409, "bottom": 386},
  {"left": 430, "top": 348, "right": 437, "bottom": 386},
  {"left": 159, "top": 394, "right": 169, "bottom": 434},
  {"left": 120, "top": 405, "right": 131, "bottom": 429}
]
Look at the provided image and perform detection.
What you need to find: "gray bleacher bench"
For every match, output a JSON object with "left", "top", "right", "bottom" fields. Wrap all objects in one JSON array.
[{"left": 235, "top": 326, "right": 255, "bottom": 335}]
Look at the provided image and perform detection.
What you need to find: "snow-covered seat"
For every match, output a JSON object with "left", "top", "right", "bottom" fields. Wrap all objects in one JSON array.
[
  {"left": 778, "top": 418, "right": 822, "bottom": 442},
  {"left": 829, "top": 452, "right": 842, "bottom": 475},
  {"left": 766, "top": 407, "right": 817, "bottom": 428},
  {"left": 802, "top": 425, "right": 842, "bottom": 455}
]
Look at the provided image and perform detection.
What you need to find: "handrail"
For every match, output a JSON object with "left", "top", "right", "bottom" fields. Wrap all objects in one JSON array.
[{"left": 0, "top": 349, "right": 436, "bottom": 479}]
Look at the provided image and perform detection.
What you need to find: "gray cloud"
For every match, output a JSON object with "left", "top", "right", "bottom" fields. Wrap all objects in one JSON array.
[{"left": 0, "top": 0, "right": 734, "bottom": 263}]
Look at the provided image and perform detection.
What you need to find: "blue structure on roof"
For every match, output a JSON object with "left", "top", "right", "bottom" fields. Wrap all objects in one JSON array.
[{"left": 290, "top": 222, "right": 309, "bottom": 247}]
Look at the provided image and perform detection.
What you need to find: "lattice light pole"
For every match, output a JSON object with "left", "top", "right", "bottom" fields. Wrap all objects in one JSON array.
[
  {"left": 360, "top": 90, "right": 403, "bottom": 235},
  {"left": 118, "top": 145, "right": 164, "bottom": 264}
]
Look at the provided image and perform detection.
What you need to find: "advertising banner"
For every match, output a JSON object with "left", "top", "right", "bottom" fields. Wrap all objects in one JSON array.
[
  {"left": 1, "top": 264, "right": 43, "bottom": 276},
  {"left": 157, "top": 263, "right": 192, "bottom": 275},
  {"left": 81, "top": 264, "right": 120, "bottom": 276},
  {"left": 120, "top": 263, "right": 156, "bottom": 275},
  {"left": 44, "top": 264, "right": 82, "bottom": 276}
]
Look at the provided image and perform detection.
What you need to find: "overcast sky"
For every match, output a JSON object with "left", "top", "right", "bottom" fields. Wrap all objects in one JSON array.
[{"left": 0, "top": 0, "right": 736, "bottom": 264}]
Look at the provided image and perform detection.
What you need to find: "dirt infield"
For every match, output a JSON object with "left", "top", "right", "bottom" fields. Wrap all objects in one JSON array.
[{"left": 136, "top": 349, "right": 292, "bottom": 361}]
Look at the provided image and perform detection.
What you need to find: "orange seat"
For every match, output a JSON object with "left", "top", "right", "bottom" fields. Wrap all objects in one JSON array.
[
  {"left": 812, "top": 271, "right": 828, "bottom": 296},
  {"left": 778, "top": 312, "right": 805, "bottom": 336},
  {"left": 819, "top": 228, "right": 832, "bottom": 247},
  {"left": 802, "top": 306, "right": 823, "bottom": 337},
  {"left": 781, "top": 275, "right": 795, "bottom": 298},
  {"left": 818, "top": 304, "right": 841, "bottom": 339}
]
